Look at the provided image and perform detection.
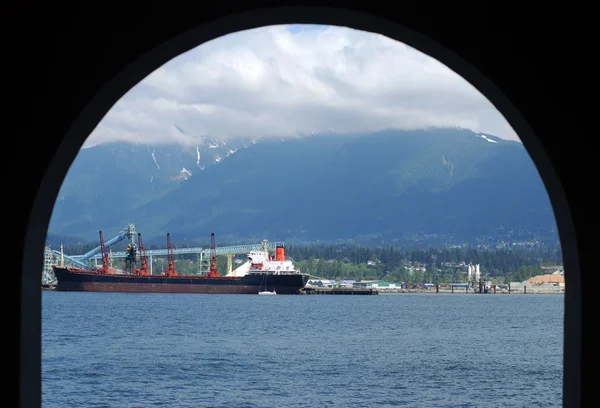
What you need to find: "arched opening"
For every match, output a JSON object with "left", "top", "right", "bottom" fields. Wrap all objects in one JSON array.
[{"left": 22, "top": 6, "right": 581, "bottom": 408}]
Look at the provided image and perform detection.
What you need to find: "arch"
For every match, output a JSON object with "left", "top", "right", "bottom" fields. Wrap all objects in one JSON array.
[{"left": 21, "top": 6, "right": 581, "bottom": 407}]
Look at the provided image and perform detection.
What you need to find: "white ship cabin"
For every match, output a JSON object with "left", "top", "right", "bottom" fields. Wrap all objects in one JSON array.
[{"left": 247, "top": 244, "right": 299, "bottom": 274}]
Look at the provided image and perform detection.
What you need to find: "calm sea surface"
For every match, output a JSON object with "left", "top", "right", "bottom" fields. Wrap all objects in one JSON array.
[{"left": 42, "top": 292, "right": 564, "bottom": 407}]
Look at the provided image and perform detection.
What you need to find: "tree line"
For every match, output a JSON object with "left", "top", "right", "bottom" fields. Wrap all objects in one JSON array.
[{"left": 285, "top": 244, "right": 562, "bottom": 284}]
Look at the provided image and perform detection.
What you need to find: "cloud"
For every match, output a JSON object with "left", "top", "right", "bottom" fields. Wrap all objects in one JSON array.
[{"left": 86, "top": 24, "right": 520, "bottom": 147}]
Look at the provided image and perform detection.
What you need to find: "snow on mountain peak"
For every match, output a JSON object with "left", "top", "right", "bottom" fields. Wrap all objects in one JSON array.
[
  {"left": 151, "top": 151, "right": 160, "bottom": 168},
  {"left": 478, "top": 134, "right": 498, "bottom": 144}
]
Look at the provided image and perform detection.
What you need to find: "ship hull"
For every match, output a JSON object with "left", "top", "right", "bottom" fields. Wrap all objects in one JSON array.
[{"left": 52, "top": 266, "right": 309, "bottom": 294}]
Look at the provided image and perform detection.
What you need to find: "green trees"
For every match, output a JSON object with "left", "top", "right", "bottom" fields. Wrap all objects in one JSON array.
[{"left": 286, "top": 244, "right": 561, "bottom": 283}]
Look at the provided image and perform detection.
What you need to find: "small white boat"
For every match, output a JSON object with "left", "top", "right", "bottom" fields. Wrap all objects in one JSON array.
[{"left": 258, "top": 274, "right": 276, "bottom": 295}]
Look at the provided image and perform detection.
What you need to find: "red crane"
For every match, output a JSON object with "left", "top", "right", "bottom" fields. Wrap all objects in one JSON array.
[
  {"left": 137, "top": 233, "right": 150, "bottom": 276},
  {"left": 165, "top": 233, "right": 178, "bottom": 277},
  {"left": 98, "top": 231, "right": 115, "bottom": 274},
  {"left": 207, "top": 232, "right": 220, "bottom": 277},
  {"left": 99, "top": 230, "right": 109, "bottom": 272}
]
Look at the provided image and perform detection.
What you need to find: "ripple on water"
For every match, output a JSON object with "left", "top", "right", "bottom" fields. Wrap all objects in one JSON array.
[{"left": 42, "top": 293, "right": 564, "bottom": 407}]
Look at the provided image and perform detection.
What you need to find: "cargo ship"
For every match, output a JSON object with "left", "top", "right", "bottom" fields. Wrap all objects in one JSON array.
[{"left": 52, "top": 232, "right": 309, "bottom": 294}]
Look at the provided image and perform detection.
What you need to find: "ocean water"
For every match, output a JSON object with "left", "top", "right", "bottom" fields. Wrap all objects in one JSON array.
[{"left": 42, "top": 292, "right": 564, "bottom": 407}]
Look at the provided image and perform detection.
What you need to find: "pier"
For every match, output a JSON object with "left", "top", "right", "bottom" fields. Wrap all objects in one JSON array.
[{"left": 300, "top": 287, "right": 378, "bottom": 295}]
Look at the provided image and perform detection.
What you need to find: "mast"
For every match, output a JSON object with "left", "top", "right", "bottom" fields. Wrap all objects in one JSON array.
[
  {"left": 137, "top": 233, "right": 149, "bottom": 276},
  {"left": 165, "top": 233, "right": 178, "bottom": 276},
  {"left": 207, "top": 232, "right": 220, "bottom": 277},
  {"left": 99, "top": 231, "right": 109, "bottom": 273}
]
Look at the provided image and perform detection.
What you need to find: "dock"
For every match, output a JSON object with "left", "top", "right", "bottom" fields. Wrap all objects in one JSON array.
[{"left": 300, "top": 287, "right": 378, "bottom": 295}]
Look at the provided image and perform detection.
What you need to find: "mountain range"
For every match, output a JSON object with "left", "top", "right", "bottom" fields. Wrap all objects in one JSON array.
[{"left": 47, "top": 128, "right": 559, "bottom": 248}]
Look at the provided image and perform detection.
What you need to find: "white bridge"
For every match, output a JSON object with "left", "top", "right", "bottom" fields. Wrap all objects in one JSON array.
[
  {"left": 90, "top": 242, "right": 284, "bottom": 260},
  {"left": 89, "top": 241, "right": 283, "bottom": 276}
]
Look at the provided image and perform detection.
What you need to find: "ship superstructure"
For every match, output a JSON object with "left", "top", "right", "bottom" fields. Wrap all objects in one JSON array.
[{"left": 246, "top": 240, "right": 300, "bottom": 275}]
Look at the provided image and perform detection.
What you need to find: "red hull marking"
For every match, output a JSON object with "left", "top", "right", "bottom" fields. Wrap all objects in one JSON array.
[{"left": 57, "top": 281, "right": 262, "bottom": 294}]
